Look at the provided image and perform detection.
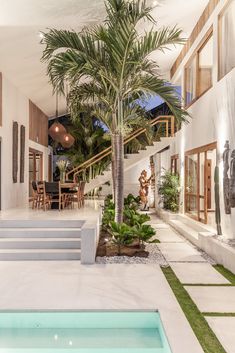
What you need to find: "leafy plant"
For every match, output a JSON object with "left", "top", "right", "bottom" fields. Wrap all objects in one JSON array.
[
  {"left": 158, "top": 171, "right": 180, "bottom": 212},
  {"left": 124, "top": 209, "right": 150, "bottom": 227},
  {"left": 133, "top": 224, "right": 156, "bottom": 248},
  {"left": 109, "top": 222, "right": 134, "bottom": 255},
  {"left": 124, "top": 194, "right": 141, "bottom": 210},
  {"left": 102, "top": 207, "right": 115, "bottom": 230}
]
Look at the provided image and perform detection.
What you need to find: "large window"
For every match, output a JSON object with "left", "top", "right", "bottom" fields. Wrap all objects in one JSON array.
[
  {"left": 184, "top": 30, "right": 213, "bottom": 107},
  {"left": 218, "top": 0, "right": 235, "bottom": 79},
  {"left": 185, "top": 142, "right": 217, "bottom": 225}
]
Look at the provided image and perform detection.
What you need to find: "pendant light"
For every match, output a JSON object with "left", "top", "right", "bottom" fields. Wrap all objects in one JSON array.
[
  {"left": 48, "top": 92, "right": 66, "bottom": 141},
  {"left": 60, "top": 133, "right": 75, "bottom": 148}
]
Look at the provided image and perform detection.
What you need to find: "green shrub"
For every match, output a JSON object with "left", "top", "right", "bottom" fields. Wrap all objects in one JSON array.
[
  {"left": 124, "top": 209, "right": 150, "bottom": 227},
  {"left": 158, "top": 171, "right": 180, "bottom": 212},
  {"left": 102, "top": 207, "right": 115, "bottom": 230},
  {"left": 133, "top": 224, "right": 156, "bottom": 248},
  {"left": 109, "top": 222, "right": 134, "bottom": 255},
  {"left": 124, "top": 193, "right": 140, "bottom": 210}
]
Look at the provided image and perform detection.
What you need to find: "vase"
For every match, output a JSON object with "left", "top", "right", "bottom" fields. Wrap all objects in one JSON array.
[{"left": 60, "top": 171, "right": 65, "bottom": 183}]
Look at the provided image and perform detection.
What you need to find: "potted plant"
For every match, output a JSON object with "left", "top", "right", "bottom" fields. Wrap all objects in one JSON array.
[{"left": 56, "top": 159, "right": 68, "bottom": 183}]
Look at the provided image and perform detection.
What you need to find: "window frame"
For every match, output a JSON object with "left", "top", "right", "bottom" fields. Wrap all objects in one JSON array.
[
  {"left": 184, "top": 27, "right": 213, "bottom": 109},
  {"left": 218, "top": 0, "right": 235, "bottom": 81}
]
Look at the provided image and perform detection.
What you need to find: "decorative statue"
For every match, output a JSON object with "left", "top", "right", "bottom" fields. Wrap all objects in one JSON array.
[
  {"left": 230, "top": 149, "right": 235, "bottom": 208},
  {"left": 139, "top": 170, "right": 151, "bottom": 211},
  {"left": 223, "top": 140, "right": 231, "bottom": 214}
]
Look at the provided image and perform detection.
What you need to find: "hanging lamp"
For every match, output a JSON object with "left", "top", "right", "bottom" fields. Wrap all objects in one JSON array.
[
  {"left": 60, "top": 133, "right": 75, "bottom": 148},
  {"left": 48, "top": 92, "right": 66, "bottom": 141}
]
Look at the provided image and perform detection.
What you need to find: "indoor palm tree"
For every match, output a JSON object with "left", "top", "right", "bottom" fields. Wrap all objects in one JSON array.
[{"left": 41, "top": 0, "right": 188, "bottom": 223}]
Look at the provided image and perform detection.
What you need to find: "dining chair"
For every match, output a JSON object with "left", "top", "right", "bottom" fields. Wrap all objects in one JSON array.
[
  {"left": 44, "top": 182, "right": 65, "bottom": 211},
  {"left": 31, "top": 181, "right": 38, "bottom": 209},
  {"left": 31, "top": 181, "right": 44, "bottom": 209},
  {"left": 80, "top": 181, "right": 86, "bottom": 207}
]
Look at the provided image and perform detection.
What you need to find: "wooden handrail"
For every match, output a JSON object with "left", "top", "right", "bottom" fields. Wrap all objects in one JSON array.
[{"left": 66, "top": 115, "right": 175, "bottom": 180}]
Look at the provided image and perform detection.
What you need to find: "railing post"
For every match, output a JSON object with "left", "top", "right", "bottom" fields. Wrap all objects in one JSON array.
[{"left": 171, "top": 115, "right": 175, "bottom": 137}]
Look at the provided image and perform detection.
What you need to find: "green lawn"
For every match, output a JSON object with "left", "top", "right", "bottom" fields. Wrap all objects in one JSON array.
[
  {"left": 161, "top": 266, "right": 226, "bottom": 353},
  {"left": 213, "top": 265, "right": 235, "bottom": 285}
]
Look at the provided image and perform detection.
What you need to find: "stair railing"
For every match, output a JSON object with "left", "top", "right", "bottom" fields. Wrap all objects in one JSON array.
[{"left": 66, "top": 115, "right": 175, "bottom": 181}]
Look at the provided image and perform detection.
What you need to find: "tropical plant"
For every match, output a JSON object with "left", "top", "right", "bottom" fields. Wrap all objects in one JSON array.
[
  {"left": 109, "top": 221, "right": 134, "bottom": 255},
  {"left": 102, "top": 208, "right": 115, "bottom": 230},
  {"left": 124, "top": 208, "right": 150, "bottom": 227},
  {"left": 63, "top": 116, "right": 111, "bottom": 183},
  {"left": 158, "top": 170, "right": 180, "bottom": 212},
  {"left": 133, "top": 224, "right": 156, "bottom": 248},
  {"left": 41, "top": 0, "right": 188, "bottom": 223},
  {"left": 102, "top": 199, "right": 115, "bottom": 230},
  {"left": 124, "top": 193, "right": 140, "bottom": 210}
]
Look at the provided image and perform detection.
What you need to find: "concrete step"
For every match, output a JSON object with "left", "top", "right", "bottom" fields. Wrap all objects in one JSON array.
[
  {"left": 169, "top": 219, "right": 199, "bottom": 246},
  {"left": 0, "top": 238, "right": 81, "bottom": 249},
  {"left": 0, "top": 249, "right": 81, "bottom": 261},
  {"left": 0, "top": 228, "right": 81, "bottom": 238},
  {"left": 0, "top": 220, "right": 84, "bottom": 228}
]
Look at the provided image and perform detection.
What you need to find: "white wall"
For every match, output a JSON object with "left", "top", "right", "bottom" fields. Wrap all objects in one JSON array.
[
  {"left": 0, "top": 74, "right": 29, "bottom": 210},
  {"left": 0, "top": 74, "right": 50, "bottom": 210},
  {"left": 168, "top": 0, "right": 235, "bottom": 238}
]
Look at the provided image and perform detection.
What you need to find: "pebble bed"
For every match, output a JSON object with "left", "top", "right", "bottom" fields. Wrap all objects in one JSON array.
[
  {"left": 96, "top": 241, "right": 168, "bottom": 266},
  {"left": 96, "top": 214, "right": 217, "bottom": 266}
]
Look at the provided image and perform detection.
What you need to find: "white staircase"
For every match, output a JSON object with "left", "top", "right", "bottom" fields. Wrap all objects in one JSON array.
[
  {"left": 0, "top": 220, "right": 82, "bottom": 260},
  {"left": 85, "top": 136, "right": 174, "bottom": 194}
]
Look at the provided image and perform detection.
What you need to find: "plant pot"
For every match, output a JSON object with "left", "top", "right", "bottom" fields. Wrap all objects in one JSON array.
[{"left": 60, "top": 171, "right": 65, "bottom": 183}]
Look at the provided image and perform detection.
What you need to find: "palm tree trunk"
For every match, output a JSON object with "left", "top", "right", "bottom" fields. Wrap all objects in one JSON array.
[
  {"left": 111, "top": 134, "right": 116, "bottom": 202},
  {"left": 115, "top": 133, "right": 124, "bottom": 223}
]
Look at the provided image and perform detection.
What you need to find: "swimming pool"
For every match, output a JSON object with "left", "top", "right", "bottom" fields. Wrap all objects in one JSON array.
[{"left": 0, "top": 311, "right": 172, "bottom": 353}]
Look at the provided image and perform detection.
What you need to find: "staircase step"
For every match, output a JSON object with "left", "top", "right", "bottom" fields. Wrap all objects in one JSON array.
[
  {"left": 0, "top": 249, "right": 81, "bottom": 261},
  {"left": 0, "top": 228, "right": 81, "bottom": 238},
  {"left": 0, "top": 220, "right": 84, "bottom": 228},
  {"left": 0, "top": 238, "right": 81, "bottom": 249}
]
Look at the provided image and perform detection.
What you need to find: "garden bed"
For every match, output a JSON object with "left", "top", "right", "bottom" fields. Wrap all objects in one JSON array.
[{"left": 96, "top": 230, "right": 149, "bottom": 257}]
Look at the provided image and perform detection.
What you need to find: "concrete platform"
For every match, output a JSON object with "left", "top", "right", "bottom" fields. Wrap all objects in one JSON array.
[
  {"left": 185, "top": 286, "right": 235, "bottom": 313},
  {"left": 156, "top": 229, "right": 184, "bottom": 243},
  {"left": 157, "top": 243, "right": 206, "bottom": 262},
  {"left": 171, "top": 263, "right": 230, "bottom": 284},
  {"left": 205, "top": 317, "right": 235, "bottom": 353},
  {"left": 0, "top": 262, "right": 203, "bottom": 353}
]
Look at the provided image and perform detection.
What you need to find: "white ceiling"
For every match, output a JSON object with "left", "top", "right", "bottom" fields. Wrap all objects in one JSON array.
[{"left": 0, "top": 0, "right": 209, "bottom": 117}]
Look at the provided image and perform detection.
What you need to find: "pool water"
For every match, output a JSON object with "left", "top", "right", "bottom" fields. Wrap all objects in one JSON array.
[{"left": 0, "top": 311, "right": 172, "bottom": 353}]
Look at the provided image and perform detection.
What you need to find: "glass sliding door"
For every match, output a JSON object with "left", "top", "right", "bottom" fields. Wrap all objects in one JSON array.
[{"left": 185, "top": 143, "right": 217, "bottom": 224}]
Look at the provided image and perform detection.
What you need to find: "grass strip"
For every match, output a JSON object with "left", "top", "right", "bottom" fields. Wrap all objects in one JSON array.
[
  {"left": 161, "top": 266, "right": 226, "bottom": 353},
  {"left": 182, "top": 283, "right": 232, "bottom": 287},
  {"left": 203, "top": 312, "right": 235, "bottom": 317},
  {"left": 213, "top": 265, "right": 235, "bottom": 285}
]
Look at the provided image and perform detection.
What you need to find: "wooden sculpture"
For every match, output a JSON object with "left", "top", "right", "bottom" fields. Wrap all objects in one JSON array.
[{"left": 139, "top": 170, "right": 151, "bottom": 211}]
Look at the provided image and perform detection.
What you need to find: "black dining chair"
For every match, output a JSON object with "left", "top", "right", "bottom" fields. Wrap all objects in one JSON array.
[{"left": 43, "top": 182, "right": 65, "bottom": 211}]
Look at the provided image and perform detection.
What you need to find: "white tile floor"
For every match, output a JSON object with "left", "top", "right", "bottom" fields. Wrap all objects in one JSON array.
[
  {"left": 157, "top": 243, "right": 206, "bottom": 262},
  {"left": 0, "top": 262, "right": 203, "bottom": 353},
  {"left": 0, "top": 200, "right": 102, "bottom": 221},
  {"left": 185, "top": 286, "right": 235, "bottom": 313},
  {"left": 171, "top": 263, "right": 229, "bottom": 284},
  {"left": 205, "top": 317, "right": 235, "bottom": 353}
]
